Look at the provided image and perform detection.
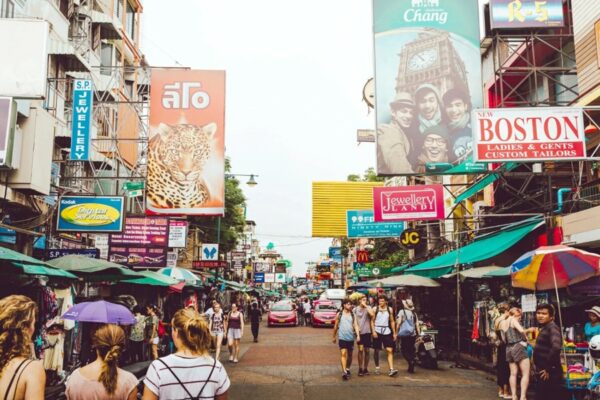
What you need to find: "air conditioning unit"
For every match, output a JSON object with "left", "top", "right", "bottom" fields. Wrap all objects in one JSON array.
[{"left": 473, "top": 201, "right": 490, "bottom": 231}]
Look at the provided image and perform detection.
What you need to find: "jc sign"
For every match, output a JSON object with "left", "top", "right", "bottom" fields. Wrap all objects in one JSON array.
[{"left": 400, "top": 229, "right": 421, "bottom": 249}]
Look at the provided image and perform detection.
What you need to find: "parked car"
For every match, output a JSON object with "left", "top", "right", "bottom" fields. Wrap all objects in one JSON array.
[
  {"left": 267, "top": 301, "right": 298, "bottom": 327},
  {"left": 311, "top": 300, "right": 338, "bottom": 328}
]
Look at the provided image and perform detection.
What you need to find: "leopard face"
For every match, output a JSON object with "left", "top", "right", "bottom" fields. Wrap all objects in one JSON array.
[{"left": 147, "top": 122, "right": 217, "bottom": 209}]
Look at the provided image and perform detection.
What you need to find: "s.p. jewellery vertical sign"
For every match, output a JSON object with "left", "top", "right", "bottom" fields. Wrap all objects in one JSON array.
[{"left": 70, "top": 80, "right": 93, "bottom": 161}]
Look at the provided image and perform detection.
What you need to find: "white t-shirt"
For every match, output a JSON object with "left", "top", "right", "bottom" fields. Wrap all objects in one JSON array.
[
  {"left": 144, "top": 354, "right": 230, "bottom": 400},
  {"left": 204, "top": 308, "right": 214, "bottom": 320},
  {"left": 303, "top": 302, "right": 312, "bottom": 314}
]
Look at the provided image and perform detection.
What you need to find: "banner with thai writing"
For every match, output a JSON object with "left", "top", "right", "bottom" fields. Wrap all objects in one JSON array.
[{"left": 148, "top": 69, "right": 225, "bottom": 215}]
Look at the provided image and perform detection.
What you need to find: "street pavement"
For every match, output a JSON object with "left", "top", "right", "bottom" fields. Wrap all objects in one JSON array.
[{"left": 218, "top": 321, "right": 500, "bottom": 400}]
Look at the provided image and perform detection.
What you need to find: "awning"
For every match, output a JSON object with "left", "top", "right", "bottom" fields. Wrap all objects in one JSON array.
[
  {"left": 390, "top": 264, "right": 410, "bottom": 274},
  {"left": 126, "top": 270, "right": 180, "bottom": 287},
  {"left": 445, "top": 156, "right": 488, "bottom": 175},
  {"left": 404, "top": 219, "right": 544, "bottom": 279},
  {"left": 90, "top": 10, "right": 122, "bottom": 40},
  {"left": 454, "top": 162, "right": 519, "bottom": 204},
  {"left": 441, "top": 265, "right": 504, "bottom": 279},
  {"left": 484, "top": 267, "right": 511, "bottom": 277},
  {"left": 47, "top": 38, "right": 91, "bottom": 72}
]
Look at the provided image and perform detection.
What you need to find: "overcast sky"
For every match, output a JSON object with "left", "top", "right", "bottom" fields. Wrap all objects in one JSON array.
[
  {"left": 142, "top": 1, "right": 490, "bottom": 276},
  {"left": 142, "top": 0, "right": 377, "bottom": 275}
]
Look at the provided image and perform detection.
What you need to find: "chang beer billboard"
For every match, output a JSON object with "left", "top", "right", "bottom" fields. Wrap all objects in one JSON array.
[
  {"left": 57, "top": 196, "right": 124, "bottom": 232},
  {"left": 373, "top": 0, "right": 482, "bottom": 175}
]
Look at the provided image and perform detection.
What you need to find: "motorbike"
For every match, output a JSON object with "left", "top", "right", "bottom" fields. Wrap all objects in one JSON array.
[{"left": 416, "top": 332, "right": 438, "bottom": 369}]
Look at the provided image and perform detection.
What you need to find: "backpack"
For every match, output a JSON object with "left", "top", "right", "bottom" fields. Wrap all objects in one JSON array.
[
  {"left": 336, "top": 310, "right": 355, "bottom": 325},
  {"left": 374, "top": 306, "right": 395, "bottom": 334},
  {"left": 398, "top": 310, "right": 416, "bottom": 337}
]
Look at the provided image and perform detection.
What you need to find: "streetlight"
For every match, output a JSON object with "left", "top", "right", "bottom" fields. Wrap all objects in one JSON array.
[{"left": 225, "top": 173, "right": 259, "bottom": 187}]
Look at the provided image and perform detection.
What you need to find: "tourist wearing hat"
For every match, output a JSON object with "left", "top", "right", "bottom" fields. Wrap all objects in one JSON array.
[
  {"left": 415, "top": 84, "right": 443, "bottom": 135},
  {"left": 377, "top": 92, "right": 418, "bottom": 174},
  {"left": 415, "top": 124, "right": 450, "bottom": 173},
  {"left": 442, "top": 87, "right": 473, "bottom": 162},
  {"left": 585, "top": 306, "right": 600, "bottom": 341},
  {"left": 396, "top": 299, "right": 420, "bottom": 374}
]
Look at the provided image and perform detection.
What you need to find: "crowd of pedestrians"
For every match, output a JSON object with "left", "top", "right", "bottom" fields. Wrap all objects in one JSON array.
[{"left": 332, "top": 294, "right": 421, "bottom": 380}]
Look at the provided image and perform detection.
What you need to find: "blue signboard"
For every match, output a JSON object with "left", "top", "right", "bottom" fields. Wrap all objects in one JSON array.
[
  {"left": 70, "top": 79, "right": 93, "bottom": 161},
  {"left": 46, "top": 248, "right": 99, "bottom": 260},
  {"left": 254, "top": 272, "right": 265, "bottom": 283},
  {"left": 328, "top": 247, "right": 342, "bottom": 262},
  {"left": 57, "top": 196, "right": 124, "bottom": 232},
  {"left": 346, "top": 210, "right": 405, "bottom": 239}
]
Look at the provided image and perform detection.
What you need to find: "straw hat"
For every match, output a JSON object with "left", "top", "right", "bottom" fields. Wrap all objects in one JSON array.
[
  {"left": 402, "top": 299, "right": 415, "bottom": 311},
  {"left": 586, "top": 306, "right": 600, "bottom": 318}
]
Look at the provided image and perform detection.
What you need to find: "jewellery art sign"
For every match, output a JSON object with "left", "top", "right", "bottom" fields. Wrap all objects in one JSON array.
[
  {"left": 373, "top": 185, "right": 445, "bottom": 222},
  {"left": 472, "top": 108, "right": 586, "bottom": 162}
]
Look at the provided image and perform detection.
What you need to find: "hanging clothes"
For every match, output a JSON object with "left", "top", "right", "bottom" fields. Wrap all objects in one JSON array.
[
  {"left": 43, "top": 330, "right": 65, "bottom": 372},
  {"left": 54, "top": 287, "right": 74, "bottom": 330},
  {"left": 472, "top": 307, "right": 480, "bottom": 340}
]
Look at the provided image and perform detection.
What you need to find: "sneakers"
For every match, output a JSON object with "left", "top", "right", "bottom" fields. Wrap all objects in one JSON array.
[
  {"left": 358, "top": 369, "right": 365, "bottom": 377},
  {"left": 363, "top": 369, "right": 370, "bottom": 376},
  {"left": 342, "top": 372, "right": 350, "bottom": 380},
  {"left": 375, "top": 366, "right": 381, "bottom": 375},
  {"left": 345, "top": 369, "right": 351, "bottom": 377},
  {"left": 388, "top": 369, "right": 399, "bottom": 377}
]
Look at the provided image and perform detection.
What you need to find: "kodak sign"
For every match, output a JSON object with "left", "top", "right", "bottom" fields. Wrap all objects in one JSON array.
[{"left": 472, "top": 108, "right": 586, "bottom": 163}]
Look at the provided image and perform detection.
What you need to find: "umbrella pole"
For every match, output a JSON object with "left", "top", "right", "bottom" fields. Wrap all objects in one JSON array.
[{"left": 551, "top": 257, "right": 568, "bottom": 370}]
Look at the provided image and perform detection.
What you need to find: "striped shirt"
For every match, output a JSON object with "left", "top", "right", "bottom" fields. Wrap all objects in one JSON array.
[{"left": 144, "top": 354, "right": 230, "bottom": 399}]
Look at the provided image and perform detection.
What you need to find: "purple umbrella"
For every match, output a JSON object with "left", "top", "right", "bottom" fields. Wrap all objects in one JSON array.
[{"left": 62, "top": 300, "right": 136, "bottom": 325}]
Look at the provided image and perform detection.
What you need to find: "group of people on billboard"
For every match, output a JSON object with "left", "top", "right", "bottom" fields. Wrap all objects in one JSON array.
[{"left": 377, "top": 83, "right": 473, "bottom": 175}]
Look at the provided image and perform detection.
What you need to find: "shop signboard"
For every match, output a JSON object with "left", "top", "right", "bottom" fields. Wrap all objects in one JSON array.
[
  {"left": 275, "top": 273, "right": 286, "bottom": 283},
  {"left": 192, "top": 260, "right": 228, "bottom": 269},
  {"left": 231, "top": 251, "right": 245, "bottom": 261},
  {"left": 109, "top": 217, "right": 169, "bottom": 246},
  {"left": 373, "top": 185, "right": 445, "bottom": 222},
  {"left": 264, "top": 273, "right": 275, "bottom": 283},
  {"left": 108, "top": 246, "right": 167, "bottom": 269},
  {"left": 70, "top": 79, "right": 93, "bottom": 161},
  {"left": 254, "top": 272, "right": 265, "bottom": 283},
  {"left": 168, "top": 220, "right": 188, "bottom": 248},
  {"left": 45, "top": 248, "right": 99, "bottom": 260},
  {"left": 166, "top": 251, "right": 178, "bottom": 268},
  {"left": 490, "top": 0, "right": 564, "bottom": 30},
  {"left": 347, "top": 210, "right": 405, "bottom": 238},
  {"left": 400, "top": 229, "right": 423, "bottom": 249},
  {"left": 354, "top": 264, "right": 394, "bottom": 278},
  {"left": 274, "top": 264, "right": 286, "bottom": 274},
  {"left": 201, "top": 244, "right": 219, "bottom": 260},
  {"left": 328, "top": 247, "right": 342, "bottom": 262},
  {"left": 147, "top": 69, "right": 226, "bottom": 216},
  {"left": 472, "top": 108, "right": 586, "bottom": 163},
  {"left": 57, "top": 196, "right": 124, "bottom": 233},
  {"left": 373, "top": 0, "right": 482, "bottom": 175},
  {"left": 254, "top": 262, "right": 271, "bottom": 273}
]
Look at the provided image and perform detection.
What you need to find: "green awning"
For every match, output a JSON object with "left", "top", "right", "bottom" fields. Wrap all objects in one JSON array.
[
  {"left": 48, "top": 255, "right": 141, "bottom": 282},
  {"left": 12, "top": 262, "right": 78, "bottom": 279},
  {"left": 454, "top": 162, "right": 519, "bottom": 204},
  {"left": 390, "top": 264, "right": 410, "bottom": 274},
  {"left": 445, "top": 156, "right": 488, "bottom": 175},
  {"left": 483, "top": 266, "right": 511, "bottom": 277},
  {"left": 404, "top": 219, "right": 544, "bottom": 279},
  {"left": 126, "top": 271, "right": 180, "bottom": 287}
]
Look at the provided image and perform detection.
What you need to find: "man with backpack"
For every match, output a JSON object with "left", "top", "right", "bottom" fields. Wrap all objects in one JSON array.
[
  {"left": 333, "top": 298, "right": 361, "bottom": 380},
  {"left": 396, "top": 299, "right": 420, "bottom": 373},
  {"left": 371, "top": 295, "right": 398, "bottom": 377}
]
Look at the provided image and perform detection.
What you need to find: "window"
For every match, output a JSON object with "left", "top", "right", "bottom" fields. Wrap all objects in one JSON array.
[
  {"left": 100, "top": 43, "right": 113, "bottom": 76},
  {"left": 115, "top": 0, "right": 122, "bottom": 19},
  {"left": 1, "top": 0, "right": 15, "bottom": 18},
  {"left": 125, "top": 2, "right": 135, "bottom": 40}
]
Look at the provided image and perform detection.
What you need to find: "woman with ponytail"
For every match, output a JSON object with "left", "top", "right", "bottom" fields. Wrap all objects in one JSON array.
[
  {"left": 143, "top": 308, "right": 230, "bottom": 400},
  {"left": 66, "top": 324, "right": 138, "bottom": 400},
  {"left": 0, "top": 295, "right": 45, "bottom": 400}
]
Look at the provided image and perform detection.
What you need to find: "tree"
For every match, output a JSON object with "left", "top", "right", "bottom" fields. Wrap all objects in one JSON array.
[{"left": 189, "top": 158, "right": 247, "bottom": 255}]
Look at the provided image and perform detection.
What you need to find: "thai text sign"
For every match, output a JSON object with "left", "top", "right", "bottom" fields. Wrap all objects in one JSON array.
[
  {"left": 347, "top": 210, "right": 405, "bottom": 238},
  {"left": 490, "top": 0, "right": 564, "bottom": 30},
  {"left": 147, "top": 69, "right": 226, "bottom": 216},
  {"left": 57, "top": 196, "right": 124, "bottom": 232},
  {"left": 109, "top": 217, "right": 169, "bottom": 246},
  {"left": 472, "top": 108, "right": 586, "bottom": 162},
  {"left": 373, "top": 0, "right": 482, "bottom": 175},
  {"left": 70, "top": 80, "right": 93, "bottom": 161},
  {"left": 373, "top": 185, "right": 445, "bottom": 222},
  {"left": 168, "top": 220, "right": 188, "bottom": 248}
]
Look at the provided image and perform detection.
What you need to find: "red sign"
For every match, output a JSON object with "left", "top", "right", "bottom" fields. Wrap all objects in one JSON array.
[
  {"left": 373, "top": 185, "right": 445, "bottom": 222},
  {"left": 356, "top": 250, "right": 370, "bottom": 263},
  {"left": 473, "top": 108, "right": 586, "bottom": 162},
  {"left": 192, "top": 260, "right": 228, "bottom": 269}
]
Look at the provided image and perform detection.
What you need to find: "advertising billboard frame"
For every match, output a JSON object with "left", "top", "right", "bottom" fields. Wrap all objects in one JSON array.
[
  {"left": 472, "top": 107, "right": 587, "bottom": 163},
  {"left": 57, "top": 196, "right": 125, "bottom": 233},
  {"left": 147, "top": 69, "right": 226, "bottom": 216},
  {"left": 373, "top": 185, "right": 445, "bottom": 222},
  {"left": 373, "top": 0, "right": 482, "bottom": 176},
  {"left": 490, "top": 0, "right": 564, "bottom": 30}
]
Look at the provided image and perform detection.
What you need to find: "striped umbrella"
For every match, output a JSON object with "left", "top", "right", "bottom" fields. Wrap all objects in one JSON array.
[
  {"left": 511, "top": 245, "right": 600, "bottom": 291},
  {"left": 157, "top": 267, "right": 201, "bottom": 285}
]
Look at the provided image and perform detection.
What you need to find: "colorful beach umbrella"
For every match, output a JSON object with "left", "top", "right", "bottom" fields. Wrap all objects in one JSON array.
[
  {"left": 157, "top": 267, "right": 201, "bottom": 285},
  {"left": 62, "top": 300, "right": 135, "bottom": 325},
  {"left": 511, "top": 245, "right": 600, "bottom": 291}
]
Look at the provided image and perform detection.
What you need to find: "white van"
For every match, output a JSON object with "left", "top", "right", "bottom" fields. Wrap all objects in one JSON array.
[{"left": 320, "top": 288, "right": 346, "bottom": 309}]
